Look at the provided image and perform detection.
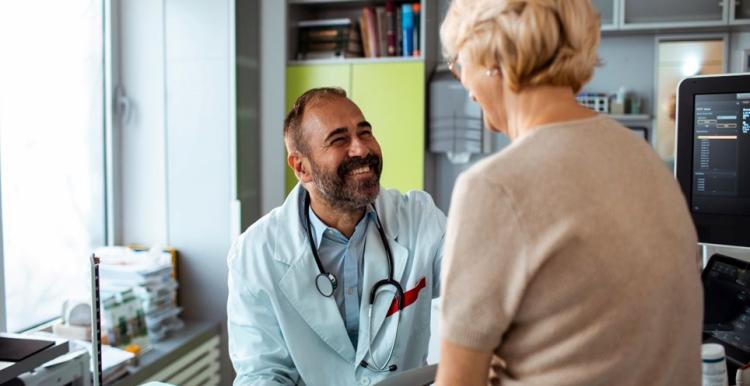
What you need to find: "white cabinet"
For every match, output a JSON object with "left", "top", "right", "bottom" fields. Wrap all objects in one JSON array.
[
  {"left": 593, "top": 0, "right": 618, "bottom": 30},
  {"left": 730, "top": 0, "right": 750, "bottom": 24},
  {"left": 620, "top": 0, "right": 727, "bottom": 29}
]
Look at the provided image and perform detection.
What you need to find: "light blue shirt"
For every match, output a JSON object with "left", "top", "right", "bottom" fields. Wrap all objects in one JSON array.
[{"left": 307, "top": 206, "right": 374, "bottom": 348}]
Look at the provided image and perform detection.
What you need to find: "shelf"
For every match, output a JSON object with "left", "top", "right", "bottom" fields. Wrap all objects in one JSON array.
[
  {"left": 288, "top": 56, "right": 423, "bottom": 66},
  {"left": 289, "top": 0, "right": 397, "bottom": 4},
  {"left": 287, "top": 0, "right": 427, "bottom": 67},
  {"left": 605, "top": 113, "right": 651, "bottom": 121}
]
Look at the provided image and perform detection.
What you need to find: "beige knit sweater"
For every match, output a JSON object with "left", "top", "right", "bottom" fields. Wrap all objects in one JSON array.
[{"left": 440, "top": 116, "right": 703, "bottom": 386}]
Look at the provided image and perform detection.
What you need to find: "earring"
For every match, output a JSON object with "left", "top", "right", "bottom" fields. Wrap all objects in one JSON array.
[{"left": 486, "top": 68, "right": 499, "bottom": 77}]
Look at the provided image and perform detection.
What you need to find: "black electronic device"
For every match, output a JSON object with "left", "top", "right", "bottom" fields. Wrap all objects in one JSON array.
[
  {"left": 702, "top": 253, "right": 750, "bottom": 373},
  {"left": 0, "top": 337, "right": 53, "bottom": 362},
  {"left": 675, "top": 74, "right": 750, "bottom": 247}
]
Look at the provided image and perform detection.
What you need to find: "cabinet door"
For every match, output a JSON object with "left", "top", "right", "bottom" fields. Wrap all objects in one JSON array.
[
  {"left": 732, "top": 0, "right": 750, "bottom": 23},
  {"left": 285, "top": 64, "right": 352, "bottom": 193},
  {"left": 622, "top": 0, "right": 725, "bottom": 27},
  {"left": 351, "top": 62, "right": 424, "bottom": 192},
  {"left": 593, "top": 0, "right": 617, "bottom": 30}
]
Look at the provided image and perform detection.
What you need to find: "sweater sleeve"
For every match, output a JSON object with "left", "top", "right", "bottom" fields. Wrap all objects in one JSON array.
[{"left": 439, "top": 171, "right": 529, "bottom": 352}]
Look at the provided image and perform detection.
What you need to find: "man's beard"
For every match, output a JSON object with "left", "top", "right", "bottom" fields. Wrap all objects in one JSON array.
[{"left": 310, "top": 154, "right": 382, "bottom": 212}]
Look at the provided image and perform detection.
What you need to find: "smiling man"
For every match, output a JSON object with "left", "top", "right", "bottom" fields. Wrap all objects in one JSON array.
[{"left": 227, "top": 87, "right": 446, "bottom": 386}]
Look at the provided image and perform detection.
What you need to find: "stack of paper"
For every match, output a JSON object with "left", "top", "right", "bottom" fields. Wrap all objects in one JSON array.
[
  {"left": 96, "top": 247, "right": 183, "bottom": 343},
  {"left": 69, "top": 340, "right": 135, "bottom": 384}
]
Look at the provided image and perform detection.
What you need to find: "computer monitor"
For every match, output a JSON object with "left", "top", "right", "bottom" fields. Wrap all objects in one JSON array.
[{"left": 675, "top": 74, "right": 750, "bottom": 247}]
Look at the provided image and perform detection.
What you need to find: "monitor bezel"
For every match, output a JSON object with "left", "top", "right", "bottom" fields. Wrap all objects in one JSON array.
[{"left": 676, "top": 74, "right": 750, "bottom": 247}]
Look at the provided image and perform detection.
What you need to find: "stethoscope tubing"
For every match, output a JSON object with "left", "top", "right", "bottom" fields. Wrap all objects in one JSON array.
[{"left": 303, "top": 191, "right": 404, "bottom": 372}]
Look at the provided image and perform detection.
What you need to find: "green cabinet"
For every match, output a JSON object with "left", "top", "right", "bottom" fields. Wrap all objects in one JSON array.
[
  {"left": 285, "top": 61, "right": 424, "bottom": 194},
  {"left": 286, "top": 64, "right": 351, "bottom": 106},
  {"left": 285, "top": 65, "right": 351, "bottom": 192},
  {"left": 350, "top": 62, "right": 424, "bottom": 193}
]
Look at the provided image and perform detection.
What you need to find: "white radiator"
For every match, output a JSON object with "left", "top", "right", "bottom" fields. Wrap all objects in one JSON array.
[{"left": 143, "top": 335, "right": 221, "bottom": 386}]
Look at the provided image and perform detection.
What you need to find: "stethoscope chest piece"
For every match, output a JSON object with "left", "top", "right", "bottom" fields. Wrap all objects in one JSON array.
[
  {"left": 315, "top": 272, "right": 337, "bottom": 297},
  {"left": 304, "top": 190, "right": 402, "bottom": 373}
]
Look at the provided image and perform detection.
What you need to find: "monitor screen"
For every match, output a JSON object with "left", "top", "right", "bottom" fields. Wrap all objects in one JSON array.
[
  {"left": 691, "top": 93, "right": 750, "bottom": 215},
  {"left": 675, "top": 75, "right": 750, "bottom": 247}
]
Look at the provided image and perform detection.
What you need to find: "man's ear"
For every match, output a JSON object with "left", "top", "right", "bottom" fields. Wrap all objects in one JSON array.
[{"left": 288, "top": 151, "right": 313, "bottom": 183}]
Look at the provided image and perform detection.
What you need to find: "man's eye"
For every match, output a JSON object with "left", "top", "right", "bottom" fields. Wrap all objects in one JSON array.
[
  {"left": 360, "top": 130, "right": 372, "bottom": 137},
  {"left": 331, "top": 137, "right": 345, "bottom": 145}
]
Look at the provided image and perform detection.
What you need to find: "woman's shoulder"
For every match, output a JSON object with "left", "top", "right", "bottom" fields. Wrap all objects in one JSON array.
[{"left": 457, "top": 115, "right": 648, "bottom": 192}]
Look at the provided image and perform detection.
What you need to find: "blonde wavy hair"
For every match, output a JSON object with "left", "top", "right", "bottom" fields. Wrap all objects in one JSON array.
[{"left": 440, "top": 0, "right": 600, "bottom": 93}]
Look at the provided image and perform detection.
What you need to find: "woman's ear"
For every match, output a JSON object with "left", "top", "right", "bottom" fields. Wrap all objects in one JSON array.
[
  {"left": 485, "top": 67, "right": 500, "bottom": 77},
  {"left": 288, "top": 151, "right": 313, "bottom": 183}
]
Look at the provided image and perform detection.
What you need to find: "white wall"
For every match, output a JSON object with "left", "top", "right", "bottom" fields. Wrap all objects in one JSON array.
[
  {"left": 117, "top": 0, "right": 168, "bottom": 246},
  {"left": 259, "top": 0, "right": 286, "bottom": 214},
  {"left": 729, "top": 31, "right": 750, "bottom": 72},
  {"left": 117, "top": 0, "right": 235, "bottom": 382}
]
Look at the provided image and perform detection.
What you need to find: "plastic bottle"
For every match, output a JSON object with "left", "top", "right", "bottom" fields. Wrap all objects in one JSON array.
[{"left": 702, "top": 343, "right": 729, "bottom": 386}]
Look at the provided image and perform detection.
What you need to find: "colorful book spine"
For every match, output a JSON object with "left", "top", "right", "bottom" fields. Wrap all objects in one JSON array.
[
  {"left": 396, "top": 6, "right": 402, "bottom": 56},
  {"left": 375, "top": 6, "right": 388, "bottom": 57},
  {"left": 359, "top": 14, "right": 372, "bottom": 58},
  {"left": 401, "top": 4, "right": 413, "bottom": 57},
  {"left": 412, "top": 3, "right": 421, "bottom": 57},
  {"left": 385, "top": 1, "right": 396, "bottom": 56},
  {"left": 363, "top": 7, "right": 379, "bottom": 57}
]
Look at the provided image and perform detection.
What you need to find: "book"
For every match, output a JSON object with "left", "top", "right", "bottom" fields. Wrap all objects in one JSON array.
[
  {"left": 359, "top": 13, "right": 372, "bottom": 58},
  {"left": 363, "top": 7, "right": 379, "bottom": 57},
  {"left": 297, "top": 18, "right": 350, "bottom": 28},
  {"left": 412, "top": 3, "right": 421, "bottom": 57},
  {"left": 296, "top": 18, "right": 362, "bottom": 60},
  {"left": 396, "top": 6, "right": 402, "bottom": 56},
  {"left": 299, "top": 27, "right": 349, "bottom": 43},
  {"left": 401, "top": 4, "right": 414, "bottom": 56},
  {"left": 375, "top": 6, "right": 388, "bottom": 57},
  {"left": 385, "top": 1, "right": 397, "bottom": 56}
]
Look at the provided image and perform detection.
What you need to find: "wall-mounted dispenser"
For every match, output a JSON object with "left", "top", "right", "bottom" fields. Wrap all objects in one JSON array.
[{"left": 428, "top": 68, "right": 492, "bottom": 164}]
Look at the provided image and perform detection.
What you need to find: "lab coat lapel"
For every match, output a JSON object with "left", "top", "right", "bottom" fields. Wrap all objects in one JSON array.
[
  {"left": 355, "top": 224, "right": 408, "bottom": 366},
  {"left": 279, "top": 247, "right": 356, "bottom": 363},
  {"left": 277, "top": 185, "right": 356, "bottom": 363}
]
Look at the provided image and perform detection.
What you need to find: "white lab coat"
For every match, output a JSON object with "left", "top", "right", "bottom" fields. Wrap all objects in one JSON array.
[{"left": 227, "top": 185, "right": 445, "bottom": 386}]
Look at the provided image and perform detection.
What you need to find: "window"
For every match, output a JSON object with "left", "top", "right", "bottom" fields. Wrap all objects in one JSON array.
[
  {"left": 655, "top": 37, "right": 727, "bottom": 161},
  {"left": 0, "top": 0, "right": 107, "bottom": 332}
]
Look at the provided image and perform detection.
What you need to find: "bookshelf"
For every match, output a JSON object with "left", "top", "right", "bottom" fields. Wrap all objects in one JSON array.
[{"left": 287, "top": 0, "right": 426, "bottom": 64}]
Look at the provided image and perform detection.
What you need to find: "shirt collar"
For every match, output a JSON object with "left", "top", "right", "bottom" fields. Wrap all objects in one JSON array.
[{"left": 307, "top": 204, "right": 375, "bottom": 249}]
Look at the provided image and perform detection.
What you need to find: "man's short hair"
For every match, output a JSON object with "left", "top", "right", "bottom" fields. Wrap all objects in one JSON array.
[{"left": 284, "top": 87, "right": 347, "bottom": 154}]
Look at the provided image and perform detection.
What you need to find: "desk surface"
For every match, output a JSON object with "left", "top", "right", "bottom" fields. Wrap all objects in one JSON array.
[{"left": 0, "top": 334, "right": 69, "bottom": 384}]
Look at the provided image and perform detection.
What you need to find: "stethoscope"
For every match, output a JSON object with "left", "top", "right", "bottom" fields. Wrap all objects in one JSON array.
[{"left": 304, "top": 192, "right": 404, "bottom": 372}]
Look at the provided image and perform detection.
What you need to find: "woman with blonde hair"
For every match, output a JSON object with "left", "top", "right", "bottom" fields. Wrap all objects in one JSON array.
[{"left": 436, "top": 1, "right": 702, "bottom": 385}]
